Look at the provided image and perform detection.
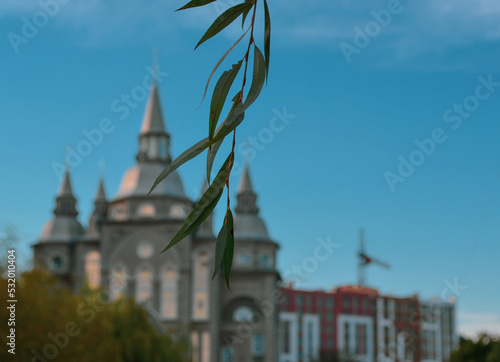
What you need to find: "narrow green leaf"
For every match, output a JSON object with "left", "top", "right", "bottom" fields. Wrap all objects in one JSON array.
[
  {"left": 206, "top": 140, "right": 222, "bottom": 184},
  {"left": 212, "top": 209, "right": 232, "bottom": 279},
  {"left": 152, "top": 100, "right": 244, "bottom": 194},
  {"left": 222, "top": 210, "right": 234, "bottom": 289},
  {"left": 243, "top": 46, "right": 266, "bottom": 109},
  {"left": 207, "top": 91, "right": 243, "bottom": 182},
  {"left": 160, "top": 155, "right": 231, "bottom": 253},
  {"left": 208, "top": 92, "right": 241, "bottom": 181},
  {"left": 177, "top": 0, "right": 217, "bottom": 11},
  {"left": 161, "top": 48, "right": 264, "bottom": 195},
  {"left": 213, "top": 105, "right": 245, "bottom": 142},
  {"left": 149, "top": 137, "right": 210, "bottom": 194},
  {"left": 195, "top": 2, "right": 253, "bottom": 49},
  {"left": 263, "top": 0, "right": 271, "bottom": 80},
  {"left": 161, "top": 192, "right": 222, "bottom": 253},
  {"left": 241, "top": 0, "right": 253, "bottom": 28},
  {"left": 209, "top": 60, "right": 243, "bottom": 139},
  {"left": 198, "top": 28, "right": 250, "bottom": 108}
]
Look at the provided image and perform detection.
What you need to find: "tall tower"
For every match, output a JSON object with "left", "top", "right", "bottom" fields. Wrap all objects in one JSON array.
[
  {"left": 33, "top": 74, "right": 283, "bottom": 362},
  {"left": 34, "top": 169, "right": 84, "bottom": 285},
  {"left": 219, "top": 165, "right": 280, "bottom": 362},
  {"left": 100, "top": 80, "right": 205, "bottom": 353}
]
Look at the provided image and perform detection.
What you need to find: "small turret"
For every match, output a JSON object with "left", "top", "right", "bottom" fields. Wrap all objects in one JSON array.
[
  {"left": 39, "top": 169, "right": 83, "bottom": 242},
  {"left": 136, "top": 82, "right": 171, "bottom": 164},
  {"left": 233, "top": 165, "right": 270, "bottom": 240},
  {"left": 87, "top": 178, "right": 108, "bottom": 237}
]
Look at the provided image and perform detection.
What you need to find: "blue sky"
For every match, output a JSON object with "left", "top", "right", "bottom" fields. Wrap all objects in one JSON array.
[{"left": 1, "top": 0, "right": 500, "bottom": 338}]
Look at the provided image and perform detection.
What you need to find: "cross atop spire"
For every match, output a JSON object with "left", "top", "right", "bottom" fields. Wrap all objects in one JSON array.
[{"left": 152, "top": 48, "right": 160, "bottom": 84}]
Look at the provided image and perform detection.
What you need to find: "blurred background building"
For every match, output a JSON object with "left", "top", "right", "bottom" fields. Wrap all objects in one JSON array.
[
  {"left": 33, "top": 81, "right": 280, "bottom": 362},
  {"left": 32, "top": 80, "right": 456, "bottom": 362},
  {"left": 279, "top": 284, "right": 456, "bottom": 362}
]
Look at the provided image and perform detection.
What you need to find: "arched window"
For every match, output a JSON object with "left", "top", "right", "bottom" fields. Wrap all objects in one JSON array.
[
  {"left": 259, "top": 254, "right": 271, "bottom": 268},
  {"left": 137, "top": 203, "right": 155, "bottom": 218},
  {"left": 111, "top": 204, "right": 126, "bottom": 221},
  {"left": 159, "top": 138, "right": 167, "bottom": 158},
  {"left": 49, "top": 255, "right": 64, "bottom": 270},
  {"left": 85, "top": 251, "right": 101, "bottom": 289},
  {"left": 148, "top": 137, "right": 158, "bottom": 158},
  {"left": 136, "top": 266, "right": 153, "bottom": 305},
  {"left": 192, "top": 251, "right": 209, "bottom": 320},
  {"left": 110, "top": 265, "right": 127, "bottom": 301},
  {"left": 233, "top": 306, "right": 254, "bottom": 322},
  {"left": 161, "top": 267, "right": 178, "bottom": 320},
  {"left": 140, "top": 137, "right": 148, "bottom": 152},
  {"left": 236, "top": 251, "right": 251, "bottom": 266}
]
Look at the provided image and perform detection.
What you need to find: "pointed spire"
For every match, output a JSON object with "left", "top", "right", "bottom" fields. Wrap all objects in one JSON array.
[
  {"left": 140, "top": 83, "right": 166, "bottom": 135},
  {"left": 238, "top": 164, "right": 254, "bottom": 193},
  {"left": 58, "top": 169, "right": 74, "bottom": 197},
  {"left": 233, "top": 164, "right": 270, "bottom": 240},
  {"left": 39, "top": 169, "right": 83, "bottom": 241},
  {"left": 95, "top": 178, "right": 106, "bottom": 202},
  {"left": 54, "top": 169, "right": 78, "bottom": 216},
  {"left": 87, "top": 177, "right": 108, "bottom": 237},
  {"left": 93, "top": 178, "right": 107, "bottom": 216},
  {"left": 136, "top": 82, "right": 171, "bottom": 163},
  {"left": 235, "top": 165, "right": 259, "bottom": 215}
]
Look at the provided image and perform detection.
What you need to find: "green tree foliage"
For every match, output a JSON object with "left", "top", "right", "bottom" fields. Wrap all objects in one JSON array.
[
  {"left": 451, "top": 334, "right": 500, "bottom": 362},
  {"left": 150, "top": 0, "right": 271, "bottom": 288},
  {"left": 0, "top": 270, "right": 187, "bottom": 361}
]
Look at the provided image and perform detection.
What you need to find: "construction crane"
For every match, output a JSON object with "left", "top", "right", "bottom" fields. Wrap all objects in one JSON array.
[{"left": 358, "top": 228, "right": 390, "bottom": 287}]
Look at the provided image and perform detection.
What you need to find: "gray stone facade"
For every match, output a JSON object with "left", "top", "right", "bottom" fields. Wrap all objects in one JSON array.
[{"left": 33, "top": 82, "right": 280, "bottom": 362}]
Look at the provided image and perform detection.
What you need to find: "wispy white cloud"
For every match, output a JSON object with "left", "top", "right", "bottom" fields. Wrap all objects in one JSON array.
[
  {"left": 2, "top": 0, "right": 500, "bottom": 61},
  {"left": 272, "top": 0, "right": 500, "bottom": 64},
  {"left": 459, "top": 312, "right": 500, "bottom": 338}
]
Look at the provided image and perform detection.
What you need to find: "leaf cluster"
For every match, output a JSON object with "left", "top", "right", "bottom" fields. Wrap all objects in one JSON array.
[{"left": 150, "top": 0, "right": 271, "bottom": 289}]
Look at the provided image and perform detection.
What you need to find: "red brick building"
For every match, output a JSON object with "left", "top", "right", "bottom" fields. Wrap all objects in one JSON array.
[{"left": 278, "top": 285, "right": 456, "bottom": 362}]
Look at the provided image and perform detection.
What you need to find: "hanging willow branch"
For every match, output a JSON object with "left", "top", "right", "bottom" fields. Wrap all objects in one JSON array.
[{"left": 149, "top": 0, "right": 271, "bottom": 289}]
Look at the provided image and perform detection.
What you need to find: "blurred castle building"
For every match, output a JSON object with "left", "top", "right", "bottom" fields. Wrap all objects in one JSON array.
[
  {"left": 32, "top": 79, "right": 457, "bottom": 362},
  {"left": 279, "top": 284, "right": 457, "bottom": 362},
  {"left": 33, "top": 81, "right": 280, "bottom": 362}
]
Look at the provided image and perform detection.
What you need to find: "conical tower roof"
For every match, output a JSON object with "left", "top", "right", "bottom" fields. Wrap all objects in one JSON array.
[
  {"left": 58, "top": 170, "right": 74, "bottom": 197},
  {"left": 87, "top": 177, "right": 107, "bottom": 237},
  {"left": 95, "top": 178, "right": 106, "bottom": 202},
  {"left": 39, "top": 170, "right": 83, "bottom": 242},
  {"left": 238, "top": 165, "right": 254, "bottom": 193},
  {"left": 114, "top": 82, "right": 186, "bottom": 200},
  {"left": 140, "top": 82, "right": 166, "bottom": 135},
  {"left": 234, "top": 165, "right": 269, "bottom": 240}
]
